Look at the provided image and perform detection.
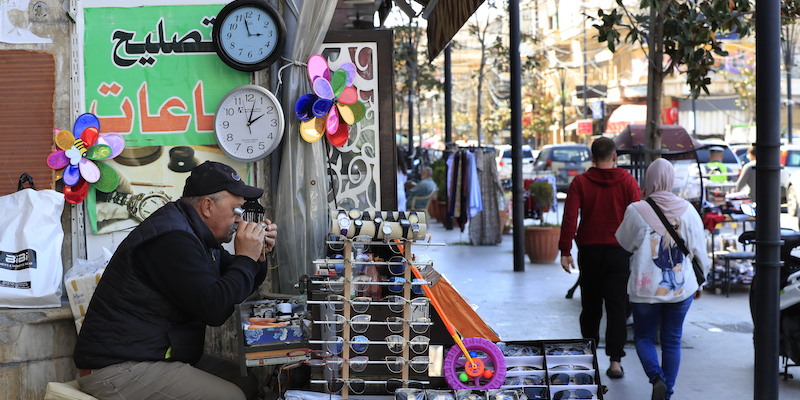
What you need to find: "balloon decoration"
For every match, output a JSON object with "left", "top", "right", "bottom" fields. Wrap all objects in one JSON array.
[
  {"left": 46, "top": 113, "right": 125, "bottom": 204},
  {"left": 295, "top": 54, "right": 366, "bottom": 147}
]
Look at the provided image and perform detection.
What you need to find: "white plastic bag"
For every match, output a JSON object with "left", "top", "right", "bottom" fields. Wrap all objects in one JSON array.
[{"left": 0, "top": 175, "right": 65, "bottom": 308}]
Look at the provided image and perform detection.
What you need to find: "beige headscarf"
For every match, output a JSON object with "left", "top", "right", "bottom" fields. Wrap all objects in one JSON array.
[{"left": 631, "top": 158, "right": 690, "bottom": 236}]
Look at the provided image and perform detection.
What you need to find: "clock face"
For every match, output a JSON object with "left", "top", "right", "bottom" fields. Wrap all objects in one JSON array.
[
  {"left": 214, "top": 85, "right": 285, "bottom": 163},
  {"left": 212, "top": 0, "right": 286, "bottom": 72}
]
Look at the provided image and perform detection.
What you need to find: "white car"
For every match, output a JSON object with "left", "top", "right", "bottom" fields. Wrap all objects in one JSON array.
[{"left": 496, "top": 145, "right": 538, "bottom": 180}]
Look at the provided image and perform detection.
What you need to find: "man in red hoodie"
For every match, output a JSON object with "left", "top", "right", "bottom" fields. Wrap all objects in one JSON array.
[{"left": 559, "top": 136, "right": 641, "bottom": 379}]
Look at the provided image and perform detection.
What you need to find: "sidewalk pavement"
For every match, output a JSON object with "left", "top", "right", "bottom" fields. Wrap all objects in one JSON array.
[{"left": 418, "top": 217, "right": 800, "bottom": 399}]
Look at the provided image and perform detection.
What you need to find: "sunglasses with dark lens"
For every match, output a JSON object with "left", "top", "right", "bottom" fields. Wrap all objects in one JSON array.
[
  {"left": 385, "top": 378, "right": 425, "bottom": 393},
  {"left": 286, "top": 348, "right": 333, "bottom": 359},
  {"left": 388, "top": 256, "right": 407, "bottom": 275},
  {"left": 490, "top": 389, "right": 520, "bottom": 400},
  {"left": 549, "top": 364, "right": 591, "bottom": 371},
  {"left": 522, "top": 387, "right": 548, "bottom": 400},
  {"left": 323, "top": 355, "right": 369, "bottom": 372},
  {"left": 549, "top": 372, "right": 594, "bottom": 385},
  {"left": 502, "top": 344, "right": 541, "bottom": 356},
  {"left": 551, "top": 388, "right": 594, "bottom": 399},
  {"left": 502, "top": 375, "right": 544, "bottom": 386},
  {"left": 326, "top": 378, "right": 367, "bottom": 395},
  {"left": 546, "top": 346, "right": 588, "bottom": 355}
]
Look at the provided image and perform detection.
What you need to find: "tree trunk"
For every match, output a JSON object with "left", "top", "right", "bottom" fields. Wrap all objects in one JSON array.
[{"left": 645, "top": 3, "right": 666, "bottom": 167}]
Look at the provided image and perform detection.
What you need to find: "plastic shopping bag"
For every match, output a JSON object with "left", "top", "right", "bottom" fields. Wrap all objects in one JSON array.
[
  {"left": 0, "top": 173, "right": 65, "bottom": 308},
  {"left": 64, "top": 248, "right": 112, "bottom": 332}
]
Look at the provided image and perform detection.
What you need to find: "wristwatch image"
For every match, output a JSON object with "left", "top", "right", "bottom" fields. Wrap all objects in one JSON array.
[
  {"left": 348, "top": 208, "right": 362, "bottom": 220},
  {"left": 382, "top": 223, "right": 393, "bottom": 242},
  {"left": 362, "top": 211, "right": 371, "bottom": 221},
  {"left": 399, "top": 217, "right": 411, "bottom": 239},
  {"left": 353, "top": 219, "right": 363, "bottom": 236},
  {"left": 408, "top": 211, "right": 419, "bottom": 224},
  {"left": 96, "top": 190, "right": 172, "bottom": 222},
  {"left": 411, "top": 223, "right": 420, "bottom": 238},
  {"left": 338, "top": 215, "right": 351, "bottom": 237},
  {"left": 373, "top": 215, "right": 384, "bottom": 241}
]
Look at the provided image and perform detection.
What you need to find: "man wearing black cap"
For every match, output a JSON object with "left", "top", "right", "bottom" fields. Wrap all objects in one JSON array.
[{"left": 74, "top": 161, "right": 277, "bottom": 400}]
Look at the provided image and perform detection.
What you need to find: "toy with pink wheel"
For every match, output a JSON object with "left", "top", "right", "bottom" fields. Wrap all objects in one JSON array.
[
  {"left": 442, "top": 337, "right": 506, "bottom": 390},
  {"left": 408, "top": 265, "right": 506, "bottom": 390}
]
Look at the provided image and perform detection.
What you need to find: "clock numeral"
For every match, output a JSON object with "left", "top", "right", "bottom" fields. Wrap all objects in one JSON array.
[
  {"left": 270, "top": 119, "right": 278, "bottom": 128},
  {"left": 266, "top": 132, "right": 274, "bottom": 139},
  {"left": 225, "top": 108, "right": 234, "bottom": 116},
  {"left": 234, "top": 97, "right": 243, "bottom": 105},
  {"left": 226, "top": 133, "right": 234, "bottom": 141},
  {"left": 265, "top": 105, "right": 274, "bottom": 114},
  {"left": 259, "top": 142, "right": 266, "bottom": 150},
  {"left": 263, "top": 22, "right": 271, "bottom": 28},
  {"left": 228, "top": 23, "right": 238, "bottom": 30},
  {"left": 247, "top": 51, "right": 253, "bottom": 59},
  {"left": 226, "top": 32, "right": 232, "bottom": 39},
  {"left": 245, "top": 94, "right": 254, "bottom": 102},
  {"left": 267, "top": 31, "right": 273, "bottom": 38},
  {"left": 247, "top": 146, "right": 254, "bottom": 154},
  {"left": 222, "top": 121, "right": 229, "bottom": 129},
  {"left": 258, "top": 48, "right": 263, "bottom": 56},
  {"left": 229, "top": 41, "right": 236, "bottom": 49}
]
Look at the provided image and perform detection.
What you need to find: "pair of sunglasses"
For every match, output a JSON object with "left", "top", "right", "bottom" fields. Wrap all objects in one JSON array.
[
  {"left": 549, "top": 372, "right": 594, "bottom": 385},
  {"left": 385, "top": 355, "right": 431, "bottom": 373},
  {"left": 551, "top": 389, "right": 593, "bottom": 399},
  {"left": 502, "top": 375, "right": 544, "bottom": 386},
  {"left": 546, "top": 345, "right": 589, "bottom": 355},
  {"left": 549, "top": 364, "right": 590, "bottom": 371},
  {"left": 311, "top": 335, "right": 430, "bottom": 355},
  {"left": 501, "top": 344, "right": 541, "bottom": 356},
  {"left": 323, "top": 378, "right": 425, "bottom": 394},
  {"left": 386, "top": 316, "right": 433, "bottom": 334},
  {"left": 319, "top": 314, "right": 372, "bottom": 333},
  {"left": 323, "top": 294, "right": 430, "bottom": 314}
]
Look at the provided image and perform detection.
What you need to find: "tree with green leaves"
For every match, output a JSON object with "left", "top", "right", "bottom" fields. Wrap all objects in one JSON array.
[{"left": 593, "top": 0, "right": 755, "bottom": 162}]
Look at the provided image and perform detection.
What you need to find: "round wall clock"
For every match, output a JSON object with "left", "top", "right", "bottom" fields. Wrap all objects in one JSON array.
[
  {"left": 212, "top": 0, "right": 287, "bottom": 72},
  {"left": 214, "top": 85, "right": 285, "bottom": 163}
]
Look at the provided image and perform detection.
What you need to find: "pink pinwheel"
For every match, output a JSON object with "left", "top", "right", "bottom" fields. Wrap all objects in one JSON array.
[
  {"left": 295, "top": 54, "right": 366, "bottom": 147},
  {"left": 46, "top": 113, "right": 125, "bottom": 204}
]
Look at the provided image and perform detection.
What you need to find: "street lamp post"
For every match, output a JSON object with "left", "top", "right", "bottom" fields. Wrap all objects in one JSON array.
[{"left": 556, "top": 66, "right": 568, "bottom": 143}]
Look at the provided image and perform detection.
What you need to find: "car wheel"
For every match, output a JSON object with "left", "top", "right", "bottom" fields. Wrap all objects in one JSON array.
[{"left": 788, "top": 185, "right": 798, "bottom": 216}]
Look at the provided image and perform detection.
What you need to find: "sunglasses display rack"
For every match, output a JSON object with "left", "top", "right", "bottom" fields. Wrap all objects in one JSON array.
[
  {"left": 303, "top": 210, "right": 439, "bottom": 398},
  {"left": 497, "top": 340, "right": 604, "bottom": 399}
]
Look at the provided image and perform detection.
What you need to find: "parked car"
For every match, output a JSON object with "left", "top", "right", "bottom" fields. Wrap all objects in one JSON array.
[
  {"left": 670, "top": 140, "right": 741, "bottom": 203},
  {"left": 731, "top": 144, "right": 751, "bottom": 165},
  {"left": 495, "top": 144, "right": 537, "bottom": 180},
  {"left": 533, "top": 144, "right": 592, "bottom": 192}
]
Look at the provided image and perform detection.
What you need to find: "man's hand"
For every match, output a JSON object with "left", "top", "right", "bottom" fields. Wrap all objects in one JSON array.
[
  {"left": 561, "top": 255, "right": 576, "bottom": 273},
  {"left": 259, "top": 219, "right": 278, "bottom": 261},
  {"left": 694, "top": 289, "right": 703, "bottom": 299},
  {"left": 234, "top": 221, "right": 268, "bottom": 262}
]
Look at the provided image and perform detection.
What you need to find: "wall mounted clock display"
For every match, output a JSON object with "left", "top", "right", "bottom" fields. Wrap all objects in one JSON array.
[
  {"left": 214, "top": 84, "right": 285, "bottom": 163},
  {"left": 212, "top": 0, "right": 287, "bottom": 72}
]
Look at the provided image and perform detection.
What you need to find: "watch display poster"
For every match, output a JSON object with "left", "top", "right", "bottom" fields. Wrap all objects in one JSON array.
[
  {"left": 79, "top": 1, "right": 251, "bottom": 235},
  {"left": 77, "top": 1, "right": 252, "bottom": 251}
]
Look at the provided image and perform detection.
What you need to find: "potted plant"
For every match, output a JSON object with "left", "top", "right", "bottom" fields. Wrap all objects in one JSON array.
[{"left": 524, "top": 179, "right": 561, "bottom": 263}]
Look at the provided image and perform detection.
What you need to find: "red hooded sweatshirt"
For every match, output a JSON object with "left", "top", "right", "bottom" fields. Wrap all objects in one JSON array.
[{"left": 558, "top": 167, "right": 641, "bottom": 253}]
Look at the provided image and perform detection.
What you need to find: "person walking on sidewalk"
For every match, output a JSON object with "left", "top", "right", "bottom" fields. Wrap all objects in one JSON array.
[
  {"left": 559, "top": 137, "right": 641, "bottom": 379},
  {"left": 615, "top": 158, "right": 710, "bottom": 400}
]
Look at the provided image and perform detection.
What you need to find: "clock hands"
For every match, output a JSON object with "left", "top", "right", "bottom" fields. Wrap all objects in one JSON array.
[
  {"left": 249, "top": 114, "right": 265, "bottom": 124},
  {"left": 244, "top": 19, "right": 253, "bottom": 37}
]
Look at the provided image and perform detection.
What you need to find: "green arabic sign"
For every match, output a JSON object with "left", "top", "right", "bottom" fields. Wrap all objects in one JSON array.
[{"left": 84, "top": 4, "right": 250, "bottom": 147}]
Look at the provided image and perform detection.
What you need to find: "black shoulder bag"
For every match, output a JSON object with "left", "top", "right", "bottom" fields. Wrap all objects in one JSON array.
[{"left": 646, "top": 198, "right": 706, "bottom": 286}]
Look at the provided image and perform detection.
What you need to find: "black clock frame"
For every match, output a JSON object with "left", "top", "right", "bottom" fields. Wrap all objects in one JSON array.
[{"left": 212, "top": 0, "right": 287, "bottom": 72}]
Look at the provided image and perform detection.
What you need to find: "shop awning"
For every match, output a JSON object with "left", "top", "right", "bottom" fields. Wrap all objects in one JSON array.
[
  {"left": 606, "top": 104, "right": 647, "bottom": 134},
  {"left": 424, "top": 0, "right": 486, "bottom": 60}
]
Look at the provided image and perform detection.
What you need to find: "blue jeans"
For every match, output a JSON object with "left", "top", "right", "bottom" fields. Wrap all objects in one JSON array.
[{"left": 631, "top": 296, "right": 693, "bottom": 399}]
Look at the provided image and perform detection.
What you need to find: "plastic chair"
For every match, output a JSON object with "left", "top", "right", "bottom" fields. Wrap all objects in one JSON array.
[
  {"left": 409, "top": 191, "right": 435, "bottom": 212},
  {"left": 44, "top": 380, "right": 98, "bottom": 400}
]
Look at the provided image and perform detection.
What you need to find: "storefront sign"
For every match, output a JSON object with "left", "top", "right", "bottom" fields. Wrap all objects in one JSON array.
[{"left": 80, "top": 2, "right": 251, "bottom": 236}]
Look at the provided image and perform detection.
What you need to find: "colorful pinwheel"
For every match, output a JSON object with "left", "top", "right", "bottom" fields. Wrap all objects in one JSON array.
[
  {"left": 46, "top": 113, "right": 125, "bottom": 204},
  {"left": 295, "top": 54, "right": 366, "bottom": 147}
]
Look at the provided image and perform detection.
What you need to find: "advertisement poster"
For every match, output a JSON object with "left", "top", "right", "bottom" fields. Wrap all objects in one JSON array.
[{"left": 82, "top": 2, "right": 251, "bottom": 234}]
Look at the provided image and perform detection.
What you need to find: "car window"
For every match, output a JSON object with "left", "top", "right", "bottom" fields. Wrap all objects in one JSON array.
[
  {"left": 695, "top": 148, "right": 739, "bottom": 164},
  {"left": 502, "top": 149, "right": 534, "bottom": 158},
  {"left": 786, "top": 151, "right": 800, "bottom": 167},
  {"left": 551, "top": 148, "right": 590, "bottom": 162}
]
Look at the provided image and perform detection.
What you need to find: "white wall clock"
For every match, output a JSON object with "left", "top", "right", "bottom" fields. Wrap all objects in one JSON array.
[{"left": 214, "top": 84, "right": 285, "bottom": 163}]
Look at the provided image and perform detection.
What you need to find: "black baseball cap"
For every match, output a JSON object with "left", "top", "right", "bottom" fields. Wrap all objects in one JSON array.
[{"left": 182, "top": 161, "right": 263, "bottom": 199}]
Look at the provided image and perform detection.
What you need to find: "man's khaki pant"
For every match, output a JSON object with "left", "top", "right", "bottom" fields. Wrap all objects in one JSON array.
[{"left": 77, "top": 354, "right": 257, "bottom": 400}]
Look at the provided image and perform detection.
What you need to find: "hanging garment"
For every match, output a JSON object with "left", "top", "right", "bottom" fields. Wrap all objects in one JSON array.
[{"left": 469, "top": 149, "right": 502, "bottom": 245}]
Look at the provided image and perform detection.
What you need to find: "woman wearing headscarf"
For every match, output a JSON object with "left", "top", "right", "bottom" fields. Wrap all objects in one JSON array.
[{"left": 615, "top": 158, "right": 710, "bottom": 400}]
